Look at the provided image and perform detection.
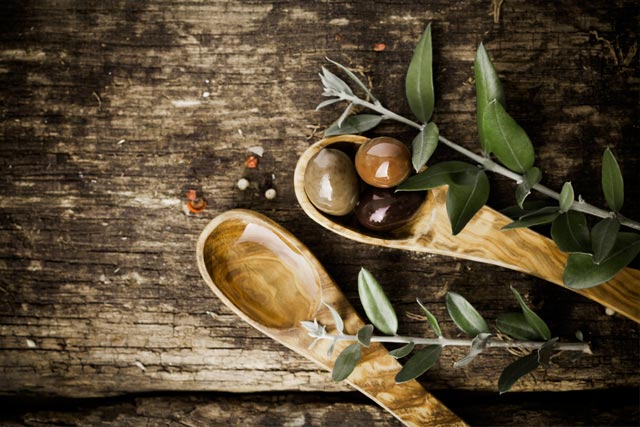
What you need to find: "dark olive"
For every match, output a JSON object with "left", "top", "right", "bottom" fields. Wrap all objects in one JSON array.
[{"left": 355, "top": 187, "right": 425, "bottom": 231}]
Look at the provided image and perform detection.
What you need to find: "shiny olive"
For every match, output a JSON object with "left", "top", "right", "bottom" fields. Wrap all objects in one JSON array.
[
  {"left": 355, "top": 137, "right": 411, "bottom": 188},
  {"left": 304, "top": 148, "right": 359, "bottom": 216},
  {"left": 355, "top": 187, "right": 425, "bottom": 231}
]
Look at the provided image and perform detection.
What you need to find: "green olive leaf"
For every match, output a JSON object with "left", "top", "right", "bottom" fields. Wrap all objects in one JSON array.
[
  {"left": 454, "top": 332, "right": 492, "bottom": 368},
  {"left": 515, "top": 167, "right": 542, "bottom": 209},
  {"left": 416, "top": 298, "right": 442, "bottom": 337},
  {"left": 591, "top": 217, "right": 620, "bottom": 264},
  {"left": 475, "top": 43, "right": 505, "bottom": 153},
  {"left": 510, "top": 286, "right": 551, "bottom": 340},
  {"left": 445, "top": 292, "right": 490, "bottom": 336},
  {"left": 397, "top": 161, "right": 477, "bottom": 191},
  {"left": 388, "top": 342, "right": 416, "bottom": 359},
  {"left": 358, "top": 268, "right": 398, "bottom": 336},
  {"left": 324, "top": 114, "right": 383, "bottom": 137},
  {"left": 356, "top": 324, "right": 374, "bottom": 347},
  {"left": 559, "top": 182, "right": 574, "bottom": 213},
  {"left": 551, "top": 211, "right": 591, "bottom": 253},
  {"left": 320, "top": 66, "right": 353, "bottom": 95},
  {"left": 602, "top": 148, "right": 624, "bottom": 212},
  {"left": 412, "top": 122, "right": 439, "bottom": 172},
  {"left": 323, "top": 302, "right": 344, "bottom": 334},
  {"left": 482, "top": 100, "right": 535, "bottom": 173},
  {"left": 502, "top": 206, "right": 560, "bottom": 230},
  {"left": 564, "top": 232, "right": 640, "bottom": 289},
  {"left": 405, "top": 23, "right": 434, "bottom": 123},
  {"left": 537, "top": 337, "right": 559, "bottom": 368},
  {"left": 446, "top": 169, "right": 490, "bottom": 235},
  {"left": 395, "top": 345, "right": 442, "bottom": 383},
  {"left": 501, "top": 200, "right": 554, "bottom": 220},
  {"left": 332, "top": 342, "right": 362, "bottom": 382},
  {"left": 496, "top": 313, "right": 541, "bottom": 341},
  {"left": 498, "top": 353, "right": 539, "bottom": 394}
]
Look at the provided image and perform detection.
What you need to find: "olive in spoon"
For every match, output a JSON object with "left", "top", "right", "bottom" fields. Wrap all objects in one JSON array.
[
  {"left": 294, "top": 135, "right": 640, "bottom": 323},
  {"left": 196, "top": 209, "right": 467, "bottom": 427}
]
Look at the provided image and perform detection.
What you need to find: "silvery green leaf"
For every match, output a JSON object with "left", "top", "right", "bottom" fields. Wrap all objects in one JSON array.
[
  {"left": 416, "top": 298, "right": 442, "bottom": 337},
  {"left": 315, "top": 98, "right": 342, "bottom": 111},
  {"left": 537, "top": 337, "right": 559, "bottom": 368},
  {"left": 321, "top": 66, "right": 353, "bottom": 95},
  {"left": 591, "top": 217, "right": 620, "bottom": 264},
  {"left": 564, "top": 232, "right": 640, "bottom": 289},
  {"left": 475, "top": 43, "right": 505, "bottom": 152},
  {"left": 498, "top": 353, "right": 539, "bottom": 394},
  {"left": 326, "top": 57, "right": 377, "bottom": 102},
  {"left": 510, "top": 286, "right": 551, "bottom": 340},
  {"left": 446, "top": 169, "right": 490, "bottom": 235},
  {"left": 454, "top": 332, "right": 491, "bottom": 368},
  {"left": 502, "top": 206, "right": 559, "bottom": 230},
  {"left": 395, "top": 345, "right": 442, "bottom": 383},
  {"left": 323, "top": 302, "right": 344, "bottom": 334},
  {"left": 551, "top": 211, "right": 591, "bottom": 253},
  {"left": 515, "top": 167, "right": 542, "bottom": 209},
  {"left": 301, "top": 320, "right": 318, "bottom": 334},
  {"left": 324, "top": 114, "right": 383, "bottom": 137},
  {"left": 336, "top": 103, "right": 354, "bottom": 128},
  {"left": 327, "top": 338, "right": 337, "bottom": 358},
  {"left": 358, "top": 268, "right": 398, "bottom": 335},
  {"left": 411, "top": 122, "right": 439, "bottom": 172},
  {"left": 482, "top": 100, "right": 535, "bottom": 173},
  {"left": 445, "top": 292, "right": 490, "bottom": 336},
  {"left": 575, "top": 330, "right": 584, "bottom": 342},
  {"left": 397, "top": 161, "right": 477, "bottom": 191},
  {"left": 496, "top": 313, "right": 540, "bottom": 341},
  {"left": 602, "top": 148, "right": 624, "bottom": 212},
  {"left": 332, "top": 342, "right": 362, "bottom": 381},
  {"left": 405, "top": 23, "right": 435, "bottom": 123},
  {"left": 559, "top": 182, "right": 574, "bottom": 213},
  {"left": 357, "top": 324, "right": 374, "bottom": 347},
  {"left": 388, "top": 342, "right": 415, "bottom": 359}
]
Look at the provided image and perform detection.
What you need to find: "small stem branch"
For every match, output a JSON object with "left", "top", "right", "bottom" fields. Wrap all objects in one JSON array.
[
  {"left": 322, "top": 333, "right": 592, "bottom": 354},
  {"left": 341, "top": 93, "right": 640, "bottom": 231}
]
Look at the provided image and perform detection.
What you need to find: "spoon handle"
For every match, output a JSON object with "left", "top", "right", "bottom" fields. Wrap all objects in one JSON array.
[
  {"left": 345, "top": 342, "right": 467, "bottom": 427},
  {"left": 408, "top": 187, "right": 640, "bottom": 322}
]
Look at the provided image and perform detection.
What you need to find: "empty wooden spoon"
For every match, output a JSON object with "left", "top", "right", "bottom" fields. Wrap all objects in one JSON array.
[
  {"left": 196, "top": 209, "right": 467, "bottom": 427},
  {"left": 294, "top": 135, "right": 640, "bottom": 323}
]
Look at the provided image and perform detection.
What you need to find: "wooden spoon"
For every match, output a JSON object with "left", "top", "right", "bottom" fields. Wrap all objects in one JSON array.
[
  {"left": 294, "top": 135, "right": 640, "bottom": 323},
  {"left": 196, "top": 209, "right": 467, "bottom": 427}
]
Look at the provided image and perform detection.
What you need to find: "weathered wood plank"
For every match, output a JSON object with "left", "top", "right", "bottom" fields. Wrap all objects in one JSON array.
[
  {"left": 0, "top": 0, "right": 638, "bottom": 415},
  {"left": 2, "top": 389, "right": 638, "bottom": 427}
]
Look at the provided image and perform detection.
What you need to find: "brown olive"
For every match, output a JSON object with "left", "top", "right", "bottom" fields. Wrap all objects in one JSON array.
[
  {"left": 355, "top": 187, "right": 425, "bottom": 231},
  {"left": 355, "top": 137, "right": 411, "bottom": 188},
  {"left": 304, "top": 148, "right": 359, "bottom": 216}
]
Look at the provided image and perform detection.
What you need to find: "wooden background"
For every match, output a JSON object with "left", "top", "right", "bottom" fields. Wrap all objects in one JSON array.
[{"left": 1, "top": 0, "right": 638, "bottom": 425}]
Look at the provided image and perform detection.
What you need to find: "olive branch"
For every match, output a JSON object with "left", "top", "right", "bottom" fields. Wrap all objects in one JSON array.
[
  {"left": 303, "top": 268, "right": 591, "bottom": 393},
  {"left": 316, "top": 23, "right": 640, "bottom": 289}
]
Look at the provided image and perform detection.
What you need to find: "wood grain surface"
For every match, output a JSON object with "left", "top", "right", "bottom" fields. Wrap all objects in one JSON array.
[{"left": 1, "top": 0, "right": 638, "bottom": 425}]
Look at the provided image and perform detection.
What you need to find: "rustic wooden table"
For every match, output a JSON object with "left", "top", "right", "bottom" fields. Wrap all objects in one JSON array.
[{"left": 1, "top": 1, "right": 638, "bottom": 425}]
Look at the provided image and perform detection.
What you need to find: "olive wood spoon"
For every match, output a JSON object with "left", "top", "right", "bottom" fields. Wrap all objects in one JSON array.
[
  {"left": 196, "top": 209, "right": 467, "bottom": 427},
  {"left": 294, "top": 135, "right": 640, "bottom": 323}
]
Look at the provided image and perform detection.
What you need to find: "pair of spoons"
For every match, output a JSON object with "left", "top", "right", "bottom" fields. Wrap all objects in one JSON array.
[{"left": 197, "top": 136, "right": 639, "bottom": 426}]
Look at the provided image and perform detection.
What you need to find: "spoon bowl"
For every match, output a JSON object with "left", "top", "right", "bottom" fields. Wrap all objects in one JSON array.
[
  {"left": 197, "top": 209, "right": 467, "bottom": 427},
  {"left": 294, "top": 135, "right": 640, "bottom": 323}
]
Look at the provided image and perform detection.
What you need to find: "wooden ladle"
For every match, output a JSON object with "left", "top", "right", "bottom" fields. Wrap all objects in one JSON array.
[
  {"left": 293, "top": 135, "right": 640, "bottom": 323},
  {"left": 196, "top": 209, "right": 467, "bottom": 427}
]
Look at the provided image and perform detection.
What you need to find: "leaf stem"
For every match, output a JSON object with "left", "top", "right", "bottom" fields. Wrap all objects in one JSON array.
[
  {"left": 341, "top": 93, "right": 640, "bottom": 231},
  {"left": 321, "top": 333, "right": 592, "bottom": 354}
]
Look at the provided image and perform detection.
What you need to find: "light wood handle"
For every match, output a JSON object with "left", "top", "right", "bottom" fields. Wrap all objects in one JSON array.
[
  {"left": 407, "top": 187, "right": 640, "bottom": 322},
  {"left": 345, "top": 343, "right": 467, "bottom": 427}
]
